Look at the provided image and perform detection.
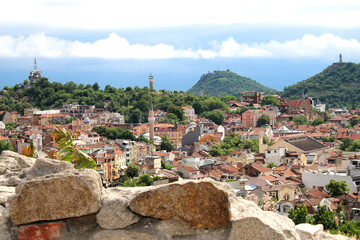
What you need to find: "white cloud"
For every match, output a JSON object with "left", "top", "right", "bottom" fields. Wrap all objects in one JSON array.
[
  {"left": 1, "top": 0, "right": 360, "bottom": 29},
  {"left": 1, "top": 33, "right": 360, "bottom": 60}
]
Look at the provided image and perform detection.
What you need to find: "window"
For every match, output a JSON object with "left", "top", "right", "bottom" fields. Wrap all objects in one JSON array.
[
  {"left": 267, "top": 151, "right": 271, "bottom": 154},
  {"left": 283, "top": 193, "right": 290, "bottom": 201}
]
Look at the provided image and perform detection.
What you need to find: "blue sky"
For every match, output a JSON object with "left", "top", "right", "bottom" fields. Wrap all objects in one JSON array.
[{"left": 1, "top": 0, "right": 360, "bottom": 92}]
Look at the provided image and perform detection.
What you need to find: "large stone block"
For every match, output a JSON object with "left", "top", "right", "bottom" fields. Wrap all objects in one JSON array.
[
  {"left": 295, "top": 223, "right": 323, "bottom": 239},
  {"left": 9, "top": 169, "right": 102, "bottom": 225},
  {"left": 129, "top": 180, "right": 231, "bottom": 228},
  {"left": 96, "top": 187, "right": 152, "bottom": 230},
  {"left": 27, "top": 157, "right": 73, "bottom": 180},
  {"left": 229, "top": 199, "right": 300, "bottom": 240},
  {"left": 0, "top": 151, "right": 35, "bottom": 175},
  {"left": 0, "top": 205, "right": 12, "bottom": 240}
]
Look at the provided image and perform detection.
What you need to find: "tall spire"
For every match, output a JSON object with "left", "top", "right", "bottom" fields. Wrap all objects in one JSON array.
[
  {"left": 34, "top": 57, "right": 37, "bottom": 70},
  {"left": 148, "top": 101, "right": 155, "bottom": 143}
]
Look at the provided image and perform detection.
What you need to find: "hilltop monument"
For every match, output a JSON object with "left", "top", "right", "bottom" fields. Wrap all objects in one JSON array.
[
  {"left": 339, "top": 53, "right": 343, "bottom": 63},
  {"left": 29, "top": 57, "right": 42, "bottom": 85},
  {"left": 149, "top": 73, "right": 154, "bottom": 90}
]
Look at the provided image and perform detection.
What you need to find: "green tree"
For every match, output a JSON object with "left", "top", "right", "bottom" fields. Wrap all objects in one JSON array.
[
  {"left": 257, "top": 114, "right": 270, "bottom": 127},
  {"left": 351, "top": 118, "right": 360, "bottom": 127},
  {"left": 167, "top": 105, "right": 185, "bottom": 122},
  {"left": 202, "top": 110, "right": 225, "bottom": 125},
  {"left": 293, "top": 115, "right": 309, "bottom": 125},
  {"left": 5, "top": 123, "right": 18, "bottom": 130},
  {"left": 130, "top": 109, "right": 142, "bottom": 123},
  {"left": 138, "top": 174, "right": 154, "bottom": 186},
  {"left": 266, "top": 162, "right": 277, "bottom": 169},
  {"left": 340, "top": 137, "right": 352, "bottom": 150},
  {"left": 160, "top": 135, "right": 174, "bottom": 152},
  {"left": 125, "top": 164, "right": 140, "bottom": 178},
  {"left": 312, "top": 205, "right": 337, "bottom": 230},
  {"left": 121, "top": 178, "right": 138, "bottom": 187},
  {"left": 92, "top": 82, "right": 100, "bottom": 91},
  {"left": 0, "top": 141, "right": 13, "bottom": 154},
  {"left": 261, "top": 95, "right": 280, "bottom": 107},
  {"left": 312, "top": 118, "right": 325, "bottom": 126},
  {"left": 288, "top": 204, "right": 311, "bottom": 225},
  {"left": 326, "top": 179, "right": 350, "bottom": 197}
]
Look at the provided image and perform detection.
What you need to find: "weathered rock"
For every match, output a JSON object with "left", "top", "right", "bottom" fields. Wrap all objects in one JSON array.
[
  {"left": 0, "top": 205, "right": 12, "bottom": 240},
  {"left": 89, "top": 229, "right": 157, "bottom": 240},
  {"left": 9, "top": 169, "right": 102, "bottom": 225},
  {"left": 228, "top": 197, "right": 300, "bottom": 240},
  {"left": 295, "top": 224, "right": 323, "bottom": 239},
  {"left": 312, "top": 231, "right": 350, "bottom": 240},
  {"left": 0, "top": 151, "right": 35, "bottom": 175},
  {"left": 27, "top": 157, "right": 73, "bottom": 180},
  {"left": 97, "top": 189, "right": 140, "bottom": 229},
  {"left": 154, "top": 219, "right": 231, "bottom": 240},
  {"left": 0, "top": 186, "right": 15, "bottom": 205},
  {"left": 0, "top": 175, "right": 22, "bottom": 187},
  {"left": 129, "top": 180, "right": 231, "bottom": 229}
]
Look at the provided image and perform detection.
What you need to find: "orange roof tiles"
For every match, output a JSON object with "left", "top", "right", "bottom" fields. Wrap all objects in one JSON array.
[
  {"left": 252, "top": 163, "right": 272, "bottom": 173},
  {"left": 306, "top": 189, "right": 330, "bottom": 199}
]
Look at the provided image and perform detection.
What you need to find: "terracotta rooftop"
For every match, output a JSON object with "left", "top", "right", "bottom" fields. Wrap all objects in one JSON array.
[
  {"left": 306, "top": 189, "right": 330, "bottom": 199},
  {"left": 251, "top": 163, "right": 272, "bottom": 173}
]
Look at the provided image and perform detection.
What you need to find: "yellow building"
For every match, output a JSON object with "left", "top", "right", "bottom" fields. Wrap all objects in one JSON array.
[{"left": 263, "top": 184, "right": 300, "bottom": 201}]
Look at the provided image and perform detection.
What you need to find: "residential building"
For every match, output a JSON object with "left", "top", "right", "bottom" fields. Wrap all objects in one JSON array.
[
  {"left": 241, "top": 92, "right": 262, "bottom": 104},
  {"left": 182, "top": 106, "right": 198, "bottom": 122},
  {"left": 242, "top": 110, "right": 277, "bottom": 127},
  {"left": 177, "top": 165, "right": 203, "bottom": 179},
  {"left": 289, "top": 99, "right": 312, "bottom": 116}
]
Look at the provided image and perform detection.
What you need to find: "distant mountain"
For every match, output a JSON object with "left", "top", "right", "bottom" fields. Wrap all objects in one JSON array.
[
  {"left": 187, "top": 70, "right": 278, "bottom": 97},
  {"left": 282, "top": 62, "right": 360, "bottom": 109}
]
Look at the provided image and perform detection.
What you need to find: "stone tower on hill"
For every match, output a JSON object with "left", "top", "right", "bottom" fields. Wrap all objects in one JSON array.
[{"left": 149, "top": 73, "right": 154, "bottom": 90}]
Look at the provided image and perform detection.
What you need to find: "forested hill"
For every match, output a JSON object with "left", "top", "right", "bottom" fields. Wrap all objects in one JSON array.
[
  {"left": 282, "top": 62, "right": 360, "bottom": 109},
  {"left": 0, "top": 78, "right": 235, "bottom": 123},
  {"left": 187, "top": 70, "right": 278, "bottom": 97}
]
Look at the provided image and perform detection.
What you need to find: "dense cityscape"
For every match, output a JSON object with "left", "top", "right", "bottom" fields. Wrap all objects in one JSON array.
[{"left": 0, "top": 57, "right": 359, "bottom": 239}]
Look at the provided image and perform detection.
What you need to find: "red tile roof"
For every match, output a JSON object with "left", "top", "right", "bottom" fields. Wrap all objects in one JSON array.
[
  {"left": 252, "top": 163, "right": 272, "bottom": 173},
  {"left": 181, "top": 165, "right": 198, "bottom": 172},
  {"left": 290, "top": 99, "right": 311, "bottom": 109},
  {"left": 307, "top": 189, "right": 330, "bottom": 199}
]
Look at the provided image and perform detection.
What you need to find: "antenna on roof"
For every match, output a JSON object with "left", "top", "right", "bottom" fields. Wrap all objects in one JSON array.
[{"left": 34, "top": 57, "right": 37, "bottom": 71}]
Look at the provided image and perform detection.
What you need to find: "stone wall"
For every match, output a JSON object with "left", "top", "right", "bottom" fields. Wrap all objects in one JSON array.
[{"left": 0, "top": 151, "right": 350, "bottom": 240}]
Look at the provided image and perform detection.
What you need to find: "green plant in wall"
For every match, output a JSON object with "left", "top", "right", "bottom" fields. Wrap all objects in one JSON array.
[{"left": 51, "top": 126, "right": 96, "bottom": 169}]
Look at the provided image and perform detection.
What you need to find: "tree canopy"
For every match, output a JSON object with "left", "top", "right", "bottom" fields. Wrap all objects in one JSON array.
[
  {"left": 282, "top": 62, "right": 360, "bottom": 109},
  {"left": 209, "top": 132, "right": 259, "bottom": 156},
  {"left": 325, "top": 179, "right": 350, "bottom": 197},
  {"left": 202, "top": 110, "right": 225, "bottom": 125},
  {"left": 257, "top": 114, "right": 270, "bottom": 127},
  {"left": 0, "top": 141, "right": 13, "bottom": 154},
  {"left": 293, "top": 115, "right": 309, "bottom": 125},
  {"left": 261, "top": 95, "right": 280, "bottom": 107},
  {"left": 160, "top": 135, "right": 174, "bottom": 152},
  {"left": 125, "top": 164, "right": 139, "bottom": 178}
]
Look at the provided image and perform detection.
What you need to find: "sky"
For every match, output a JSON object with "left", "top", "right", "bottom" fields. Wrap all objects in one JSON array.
[{"left": 1, "top": 0, "right": 360, "bottom": 92}]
